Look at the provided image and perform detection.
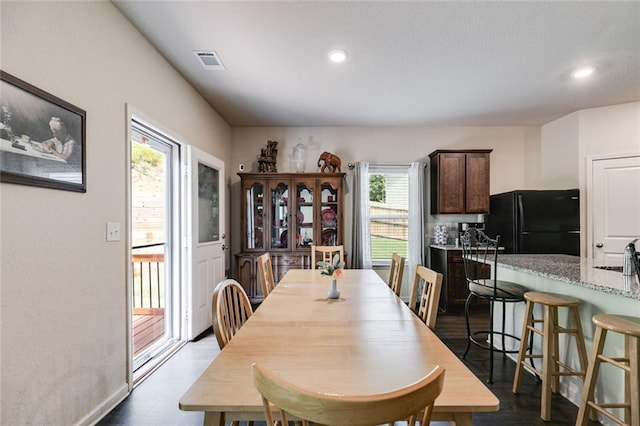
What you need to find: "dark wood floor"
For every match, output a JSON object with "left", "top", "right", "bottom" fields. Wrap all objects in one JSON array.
[
  {"left": 434, "top": 309, "right": 598, "bottom": 425},
  {"left": 100, "top": 309, "right": 600, "bottom": 425}
]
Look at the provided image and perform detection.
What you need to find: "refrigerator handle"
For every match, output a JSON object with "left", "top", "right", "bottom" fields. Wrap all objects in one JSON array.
[{"left": 517, "top": 194, "right": 524, "bottom": 253}]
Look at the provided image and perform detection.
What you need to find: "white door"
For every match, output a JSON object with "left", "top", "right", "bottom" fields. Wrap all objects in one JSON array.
[
  {"left": 186, "top": 146, "right": 226, "bottom": 340},
  {"left": 590, "top": 155, "right": 640, "bottom": 265}
]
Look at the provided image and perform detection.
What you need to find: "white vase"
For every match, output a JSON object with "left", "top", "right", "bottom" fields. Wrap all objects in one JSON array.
[{"left": 327, "top": 277, "right": 340, "bottom": 299}]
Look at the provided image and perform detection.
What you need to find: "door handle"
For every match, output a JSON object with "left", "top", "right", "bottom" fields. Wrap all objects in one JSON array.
[
  {"left": 595, "top": 243, "right": 603, "bottom": 248},
  {"left": 222, "top": 244, "right": 229, "bottom": 251}
]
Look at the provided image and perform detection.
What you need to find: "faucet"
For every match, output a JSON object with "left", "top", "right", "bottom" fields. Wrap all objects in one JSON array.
[{"left": 622, "top": 238, "right": 639, "bottom": 276}]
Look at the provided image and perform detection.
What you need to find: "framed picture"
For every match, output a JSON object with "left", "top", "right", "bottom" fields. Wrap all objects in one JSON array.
[{"left": 1, "top": 70, "right": 86, "bottom": 192}]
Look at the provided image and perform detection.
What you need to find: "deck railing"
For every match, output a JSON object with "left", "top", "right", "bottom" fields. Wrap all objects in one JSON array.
[{"left": 132, "top": 243, "right": 165, "bottom": 310}]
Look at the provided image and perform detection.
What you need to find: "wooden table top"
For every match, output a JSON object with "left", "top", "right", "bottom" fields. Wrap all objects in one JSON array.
[{"left": 179, "top": 269, "right": 499, "bottom": 421}]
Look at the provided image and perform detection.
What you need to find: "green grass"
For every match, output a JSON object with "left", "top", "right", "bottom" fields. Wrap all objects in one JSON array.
[{"left": 371, "top": 235, "right": 407, "bottom": 261}]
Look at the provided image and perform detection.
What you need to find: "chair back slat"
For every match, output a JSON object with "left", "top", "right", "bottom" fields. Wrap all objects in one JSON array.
[
  {"left": 253, "top": 362, "right": 445, "bottom": 426},
  {"left": 388, "top": 253, "right": 405, "bottom": 297},
  {"left": 412, "top": 265, "right": 443, "bottom": 330},
  {"left": 311, "top": 245, "right": 344, "bottom": 268},
  {"left": 212, "top": 279, "right": 253, "bottom": 349},
  {"left": 257, "top": 252, "right": 276, "bottom": 298}
]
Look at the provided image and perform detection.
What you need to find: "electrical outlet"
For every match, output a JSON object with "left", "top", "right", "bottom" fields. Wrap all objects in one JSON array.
[
  {"left": 239, "top": 163, "right": 245, "bottom": 172},
  {"left": 107, "top": 222, "right": 120, "bottom": 242}
]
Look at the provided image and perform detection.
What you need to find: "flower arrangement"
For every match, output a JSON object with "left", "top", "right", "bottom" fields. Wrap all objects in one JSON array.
[{"left": 317, "top": 254, "right": 345, "bottom": 278}]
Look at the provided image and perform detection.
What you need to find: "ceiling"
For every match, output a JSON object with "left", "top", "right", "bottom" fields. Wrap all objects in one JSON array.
[{"left": 113, "top": 1, "right": 640, "bottom": 127}]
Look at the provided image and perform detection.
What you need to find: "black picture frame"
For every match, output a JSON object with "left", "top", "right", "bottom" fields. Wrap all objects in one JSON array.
[{"left": 0, "top": 70, "right": 86, "bottom": 192}]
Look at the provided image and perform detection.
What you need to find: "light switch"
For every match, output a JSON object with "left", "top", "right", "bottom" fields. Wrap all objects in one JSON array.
[{"left": 107, "top": 222, "right": 121, "bottom": 242}]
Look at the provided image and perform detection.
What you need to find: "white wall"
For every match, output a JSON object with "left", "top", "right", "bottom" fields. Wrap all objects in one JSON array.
[
  {"left": 541, "top": 101, "right": 640, "bottom": 255},
  {"left": 0, "top": 2, "right": 231, "bottom": 425},
  {"left": 540, "top": 112, "right": 580, "bottom": 188},
  {"left": 230, "top": 126, "right": 541, "bottom": 259}
]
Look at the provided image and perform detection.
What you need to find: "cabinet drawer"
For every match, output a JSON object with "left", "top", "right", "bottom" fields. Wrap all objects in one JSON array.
[{"left": 273, "top": 254, "right": 302, "bottom": 266}]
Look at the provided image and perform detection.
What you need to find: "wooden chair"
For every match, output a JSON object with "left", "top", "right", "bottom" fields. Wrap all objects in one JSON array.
[
  {"left": 408, "top": 265, "right": 443, "bottom": 330},
  {"left": 252, "top": 362, "right": 445, "bottom": 426},
  {"left": 257, "top": 252, "right": 276, "bottom": 298},
  {"left": 388, "top": 253, "right": 405, "bottom": 297},
  {"left": 311, "top": 245, "right": 344, "bottom": 268},
  {"left": 211, "top": 279, "right": 253, "bottom": 350}
]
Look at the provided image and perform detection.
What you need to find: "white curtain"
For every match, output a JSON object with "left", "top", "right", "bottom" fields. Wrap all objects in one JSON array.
[
  {"left": 351, "top": 162, "right": 372, "bottom": 269},
  {"left": 407, "top": 162, "right": 424, "bottom": 283}
]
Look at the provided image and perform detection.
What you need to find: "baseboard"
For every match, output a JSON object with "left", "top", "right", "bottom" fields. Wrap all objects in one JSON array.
[{"left": 74, "top": 383, "right": 129, "bottom": 426}]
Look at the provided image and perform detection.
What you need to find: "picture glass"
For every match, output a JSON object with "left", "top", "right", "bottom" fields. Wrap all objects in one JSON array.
[{"left": 1, "top": 71, "right": 85, "bottom": 192}]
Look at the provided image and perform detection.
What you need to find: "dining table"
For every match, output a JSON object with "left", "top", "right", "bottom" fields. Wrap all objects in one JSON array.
[{"left": 179, "top": 269, "right": 499, "bottom": 425}]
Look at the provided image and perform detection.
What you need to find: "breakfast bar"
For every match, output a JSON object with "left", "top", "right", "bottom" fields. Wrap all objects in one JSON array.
[{"left": 488, "top": 254, "right": 639, "bottom": 419}]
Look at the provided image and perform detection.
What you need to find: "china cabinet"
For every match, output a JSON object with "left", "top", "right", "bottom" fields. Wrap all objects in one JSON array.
[
  {"left": 429, "top": 150, "right": 492, "bottom": 214},
  {"left": 234, "top": 172, "right": 345, "bottom": 302}
]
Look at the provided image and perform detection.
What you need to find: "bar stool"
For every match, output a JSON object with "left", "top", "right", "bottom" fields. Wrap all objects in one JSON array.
[
  {"left": 576, "top": 314, "right": 640, "bottom": 426},
  {"left": 512, "top": 291, "right": 589, "bottom": 421}
]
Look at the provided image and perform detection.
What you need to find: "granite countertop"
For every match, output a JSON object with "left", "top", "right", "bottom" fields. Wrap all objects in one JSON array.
[
  {"left": 495, "top": 254, "right": 640, "bottom": 300},
  {"left": 430, "top": 244, "right": 505, "bottom": 251},
  {"left": 430, "top": 244, "right": 462, "bottom": 251}
]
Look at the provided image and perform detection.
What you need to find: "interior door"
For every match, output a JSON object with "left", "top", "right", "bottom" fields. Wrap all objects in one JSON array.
[
  {"left": 591, "top": 155, "right": 640, "bottom": 265},
  {"left": 187, "top": 146, "right": 226, "bottom": 340}
]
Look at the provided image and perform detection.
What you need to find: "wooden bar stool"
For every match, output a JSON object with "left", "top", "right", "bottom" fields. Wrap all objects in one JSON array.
[
  {"left": 512, "top": 291, "right": 589, "bottom": 421},
  {"left": 576, "top": 314, "right": 640, "bottom": 426}
]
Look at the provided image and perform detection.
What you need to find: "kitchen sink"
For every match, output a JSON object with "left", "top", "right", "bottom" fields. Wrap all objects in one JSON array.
[{"left": 594, "top": 265, "right": 624, "bottom": 272}]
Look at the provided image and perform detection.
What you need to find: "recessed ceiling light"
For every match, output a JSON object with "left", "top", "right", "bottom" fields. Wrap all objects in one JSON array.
[
  {"left": 328, "top": 49, "right": 348, "bottom": 63},
  {"left": 572, "top": 66, "right": 595, "bottom": 79}
]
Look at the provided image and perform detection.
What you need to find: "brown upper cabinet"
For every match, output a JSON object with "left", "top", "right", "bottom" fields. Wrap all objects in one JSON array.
[{"left": 429, "top": 150, "right": 492, "bottom": 214}]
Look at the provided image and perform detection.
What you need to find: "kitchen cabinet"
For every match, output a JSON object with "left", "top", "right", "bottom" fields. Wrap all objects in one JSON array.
[
  {"left": 429, "top": 246, "right": 491, "bottom": 311},
  {"left": 429, "top": 150, "right": 492, "bottom": 214},
  {"left": 235, "top": 172, "right": 345, "bottom": 302}
]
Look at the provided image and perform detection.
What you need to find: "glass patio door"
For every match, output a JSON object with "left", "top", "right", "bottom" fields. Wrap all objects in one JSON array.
[{"left": 130, "top": 118, "right": 182, "bottom": 375}]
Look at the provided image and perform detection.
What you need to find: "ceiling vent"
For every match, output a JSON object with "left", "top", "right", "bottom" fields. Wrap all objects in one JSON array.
[{"left": 194, "top": 51, "right": 225, "bottom": 70}]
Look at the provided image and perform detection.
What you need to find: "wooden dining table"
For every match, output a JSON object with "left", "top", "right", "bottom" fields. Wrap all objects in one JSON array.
[{"left": 179, "top": 269, "right": 499, "bottom": 425}]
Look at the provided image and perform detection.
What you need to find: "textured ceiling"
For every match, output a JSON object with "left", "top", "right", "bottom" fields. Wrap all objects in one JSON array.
[{"left": 114, "top": 1, "right": 640, "bottom": 127}]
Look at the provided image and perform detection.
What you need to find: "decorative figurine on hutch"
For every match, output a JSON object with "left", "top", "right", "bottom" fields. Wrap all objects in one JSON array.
[
  {"left": 257, "top": 140, "right": 279, "bottom": 172},
  {"left": 317, "top": 151, "right": 341, "bottom": 173}
]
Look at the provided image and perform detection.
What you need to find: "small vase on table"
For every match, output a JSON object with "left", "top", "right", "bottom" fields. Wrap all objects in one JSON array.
[
  {"left": 317, "top": 253, "right": 344, "bottom": 300},
  {"left": 327, "top": 277, "right": 340, "bottom": 299}
]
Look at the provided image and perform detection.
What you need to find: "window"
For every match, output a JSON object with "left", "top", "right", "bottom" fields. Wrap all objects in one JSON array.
[{"left": 368, "top": 166, "right": 409, "bottom": 264}]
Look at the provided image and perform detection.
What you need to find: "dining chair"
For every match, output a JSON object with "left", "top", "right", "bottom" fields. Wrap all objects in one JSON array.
[
  {"left": 408, "top": 265, "right": 443, "bottom": 330},
  {"left": 311, "top": 245, "right": 344, "bottom": 268},
  {"left": 252, "top": 362, "right": 445, "bottom": 426},
  {"left": 211, "top": 279, "right": 253, "bottom": 350},
  {"left": 387, "top": 253, "right": 405, "bottom": 297},
  {"left": 460, "top": 228, "right": 528, "bottom": 383},
  {"left": 257, "top": 252, "right": 276, "bottom": 298}
]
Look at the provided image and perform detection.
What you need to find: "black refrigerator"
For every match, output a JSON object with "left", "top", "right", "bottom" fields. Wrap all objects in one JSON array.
[{"left": 484, "top": 189, "right": 580, "bottom": 255}]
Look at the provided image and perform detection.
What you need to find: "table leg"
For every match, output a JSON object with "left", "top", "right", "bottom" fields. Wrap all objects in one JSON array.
[
  {"left": 453, "top": 412, "right": 472, "bottom": 426},
  {"left": 203, "top": 412, "right": 223, "bottom": 426}
]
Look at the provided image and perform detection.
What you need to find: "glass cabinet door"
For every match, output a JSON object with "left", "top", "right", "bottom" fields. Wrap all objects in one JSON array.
[
  {"left": 245, "top": 182, "right": 265, "bottom": 250},
  {"left": 295, "top": 181, "right": 314, "bottom": 248},
  {"left": 270, "top": 181, "right": 289, "bottom": 249},
  {"left": 319, "top": 181, "right": 339, "bottom": 246}
]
